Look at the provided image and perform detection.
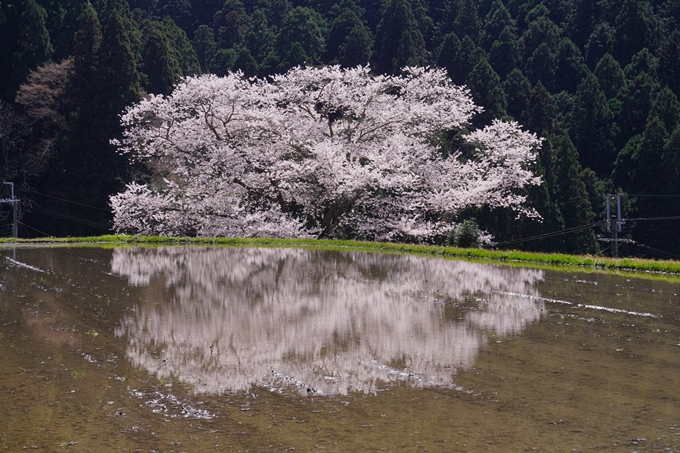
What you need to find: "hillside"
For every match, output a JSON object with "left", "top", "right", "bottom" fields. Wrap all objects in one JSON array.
[{"left": 1, "top": 0, "right": 679, "bottom": 257}]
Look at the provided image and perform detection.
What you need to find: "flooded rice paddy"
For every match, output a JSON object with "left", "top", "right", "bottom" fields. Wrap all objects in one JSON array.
[{"left": 1, "top": 245, "right": 679, "bottom": 452}]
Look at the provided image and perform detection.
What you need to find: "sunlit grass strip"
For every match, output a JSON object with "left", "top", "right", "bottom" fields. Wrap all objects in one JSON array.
[{"left": 2, "top": 235, "right": 680, "bottom": 274}]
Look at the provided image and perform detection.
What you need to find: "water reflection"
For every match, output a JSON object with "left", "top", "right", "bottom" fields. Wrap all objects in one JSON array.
[{"left": 113, "top": 247, "right": 546, "bottom": 395}]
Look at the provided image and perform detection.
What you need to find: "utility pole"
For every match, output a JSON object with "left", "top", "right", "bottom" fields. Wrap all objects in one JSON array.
[
  {"left": 1, "top": 181, "right": 19, "bottom": 238},
  {"left": 602, "top": 193, "right": 624, "bottom": 258}
]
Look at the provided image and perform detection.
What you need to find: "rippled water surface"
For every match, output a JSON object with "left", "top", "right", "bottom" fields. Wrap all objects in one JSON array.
[{"left": 1, "top": 246, "right": 679, "bottom": 452}]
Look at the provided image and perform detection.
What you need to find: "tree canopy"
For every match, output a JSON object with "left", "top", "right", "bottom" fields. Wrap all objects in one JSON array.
[{"left": 111, "top": 66, "right": 541, "bottom": 240}]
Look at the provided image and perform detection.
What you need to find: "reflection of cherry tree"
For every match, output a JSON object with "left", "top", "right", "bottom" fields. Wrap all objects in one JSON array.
[{"left": 113, "top": 247, "right": 545, "bottom": 395}]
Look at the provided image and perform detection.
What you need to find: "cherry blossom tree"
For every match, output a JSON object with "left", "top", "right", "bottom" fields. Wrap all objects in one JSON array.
[{"left": 110, "top": 65, "right": 542, "bottom": 240}]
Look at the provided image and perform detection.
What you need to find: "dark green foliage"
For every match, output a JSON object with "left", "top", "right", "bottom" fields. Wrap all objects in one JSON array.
[
  {"left": 503, "top": 68, "right": 532, "bottom": 123},
  {"left": 623, "top": 47, "right": 658, "bottom": 79},
  {"left": 0, "top": 0, "right": 53, "bottom": 101},
  {"left": 453, "top": 0, "right": 482, "bottom": 44},
  {"left": 526, "top": 81, "right": 555, "bottom": 135},
  {"left": 276, "top": 41, "right": 310, "bottom": 72},
  {"left": 567, "top": 0, "right": 599, "bottom": 47},
  {"left": 612, "top": 0, "right": 660, "bottom": 64},
  {"left": 209, "top": 48, "right": 236, "bottom": 76},
  {"left": 520, "top": 15, "right": 561, "bottom": 60},
  {"left": 466, "top": 58, "right": 507, "bottom": 126},
  {"left": 584, "top": 22, "right": 614, "bottom": 69},
  {"left": 617, "top": 71, "right": 657, "bottom": 144},
  {"left": 436, "top": 32, "right": 461, "bottom": 81},
  {"left": 594, "top": 53, "right": 625, "bottom": 98},
  {"left": 483, "top": 0, "right": 514, "bottom": 49},
  {"left": 554, "top": 38, "right": 587, "bottom": 93},
  {"left": 244, "top": 8, "right": 275, "bottom": 63},
  {"left": 524, "top": 42, "right": 555, "bottom": 90},
  {"left": 615, "top": 116, "right": 669, "bottom": 194},
  {"left": 142, "top": 21, "right": 183, "bottom": 94},
  {"left": 649, "top": 86, "right": 680, "bottom": 132},
  {"left": 657, "top": 30, "right": 680, "bottom": 95},
  {"left": 277, "top": 6, "right": 326, "bottom": 63},
  {"left": 371, "top": 0, "right": 427, "bottom": 74},
  {"left": 489, "top": 26, "right": 521, "bottom": 79},
  {"left": 550, "top": 133, "right": 599, "bottom": 254},
  {"left": 213, "top": 0, "right": 250, "bottom": 49},
  {"left": 192, "top": 24, "right": 218, "bottom": 72},
  {"left": 447, "top": 219, "right": 483, "bottom": 248},
  {"left": 325, "top": 8, "right": 372, "bottom": 66},
  {"left": 140, "top": 17, "right": 198, "bottom": 95},
  {"left": 438, "top": 34, "right": 482, "bottom": 85},
  {"left": 232, "top": 47, "right": 258, "bottom": 77},
  {"left": 572, "top": 71, "right": 617, "bottom": 175}
]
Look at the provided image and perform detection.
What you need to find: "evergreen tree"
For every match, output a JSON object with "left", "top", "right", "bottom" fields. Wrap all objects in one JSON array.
[
  {"left": 2, "top": 0, "right": 53, "bottom": 101},
  {"left": 244, "top": 8, "right": 275, "bottom": 63},
  {"left": 324, "top": 8, "right": 372, "bottom": 67},
  {"left": 209, "top": 48, "right": 236, "bottom": 76},
  {"left": 466, "top": 58, "right": 507, "bottom": 126},
  {"left": 503, "top": 68, "right": 531, "bottom": 123},
  {"left": 550, "top": 133, "right": 599, "bottom": 254},
  {"left": 483, "top": 0, "right": 514, "bottom": 49},
  {"left": 663, "top": 125, "right": 680, "bottom": 194},
  {"left": 572, "top": 72, "right": 617, "bottom": 175},
  {"left": 612, "top": 0, "right": 659, "bottom": 65},
  {"left": 623, "top": 47, "right": 658, "bottom": 79},
  {"left": 213, "top": 0, "right": 250, "bottom": 49},
  {"left": 51, "top": 0, "right": 88, "bottom": 61},
  {"left": 567, "top": 0, "right": 599, "bottom": 48},
  {"left": 436, "top": 32, "right": 461, "bottom": 82},
  {"left": 409, "top": 0, "right": 435, "bottom": 51},
  {"left": 277, "top": 6, "right": 326, "bottom": 63},
  {"left": 526, "top": 81, "right": 555, "bottom": 135},
  {"left": 649, "top": 86, "right": 680, "bottom": 133},
  {"left": 594, "top": 53, "right": 625, "bottom": 99},
  {"left": 232, "top": 47, "right": 258, "bottom": 77},
  {"left": 584, "top": 22, "right": 614, "bottom": 69},
  {"left": 524, "top": 42, "right": 555, "bottom": 90},
  {"left": 98, "top": 5, "right": 141, "bottom": 118},
  {"left": 142, "top": 21, "right": 182, "bottom": 95},
  {"left": 657, "top": 30, "right": 680, "bottom": 95},
  {"left": 276, "top": 41, "right": 310, "bottom": 72},
  {"left": 554, "top": 38, "right": 587, "bottom": 94},
  {"left": 447, "top": 35, "right": 483, "bottom": 86},
  {"left": 453, "top": 0, "right": 482, "bottom": 44},
  {"left": 520, "top": 15, "right": 561, "bottom": 61},
  {"left": 617, "top": 71, "right": 657, "bottom": 145},
  {"left": 192, "top": 24, "right": 218, "bottom": 72},
  {"left": 371, "top": 0, "right": 427, "bottom": 74},
  {"left": 489, "top": 26, "right": 521, "bottom": 79}
]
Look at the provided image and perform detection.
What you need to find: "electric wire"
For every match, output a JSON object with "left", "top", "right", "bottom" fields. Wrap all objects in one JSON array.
[
  {"left": 18, "top": 221, "right": 51, "bottom": 237},
  {"left": 30, "top": 191, "right": 111, "bottom": 211},
  {"left": 626, "top": 242, "right": 680, "bottom": 260},
  {"left": 492, "top": 220, "right": 607, "bottom": 247},
  {"left": 26, "top": 206, "right": 112, "bottom": 230}
]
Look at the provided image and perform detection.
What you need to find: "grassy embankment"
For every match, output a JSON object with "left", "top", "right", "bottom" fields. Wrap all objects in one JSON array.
[{"left": 2, "top": 234, "right": 680, "bottom": 275}]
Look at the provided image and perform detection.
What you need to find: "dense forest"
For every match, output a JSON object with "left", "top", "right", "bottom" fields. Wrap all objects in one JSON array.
[{"left": 1, "top": 0, "right": 680, "bottom": 257}]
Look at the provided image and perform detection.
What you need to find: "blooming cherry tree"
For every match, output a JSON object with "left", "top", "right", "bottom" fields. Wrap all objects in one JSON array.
[{"left": 110, "top": 66, "right": 542, "bottom": 240}]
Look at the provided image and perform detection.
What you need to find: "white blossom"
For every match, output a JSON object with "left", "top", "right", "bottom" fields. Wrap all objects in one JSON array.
[{"left": 111, "top": 66, "right": 542, "bottom": 240}]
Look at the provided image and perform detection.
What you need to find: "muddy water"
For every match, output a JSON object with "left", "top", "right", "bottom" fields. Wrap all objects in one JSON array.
[{"left": 0, "top": 246, "right": 679, "bottom": 452}]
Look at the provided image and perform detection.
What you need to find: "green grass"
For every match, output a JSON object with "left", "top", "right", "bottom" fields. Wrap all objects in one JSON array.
[{"left": 2, "top": 234, "right": 680, "bottom": 275}]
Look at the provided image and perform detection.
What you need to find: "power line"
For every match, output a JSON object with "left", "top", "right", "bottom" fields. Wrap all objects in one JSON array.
[
  {"left": 493, "top": 221, "right": 606, "bottom": 247},
  {"left": 626, "top": 242, "right": 680, "bottom": 261},
  {"left": 26, "top": 206, "right": 112, "bottom": 230},
  {"left": 626, "top": 194, "right": 680, "bottom": 198},
  {"left": 30, "top": 191, "right": 111, "bottom": 211},
  {"left": 17, "top": 221, "right": 51, "bottom": 237},
  {"left": 626, "top": 215, "right": 680, "bottom": 221}
]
